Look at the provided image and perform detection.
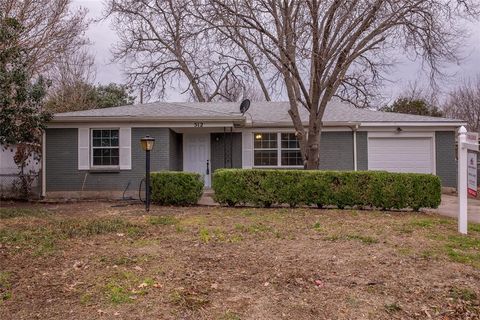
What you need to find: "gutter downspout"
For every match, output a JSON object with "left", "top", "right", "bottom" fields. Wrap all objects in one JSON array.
[
  {"left": 41, "top": 130, "right": 46, "bottom": 198},
  {"left": 351, "top": 125, "right": 359, "bottom": 171},
  {"left": 223, "top": 127, "right": 226, "bottom": 168},
  {"left": 230, "top": 127, "right": 234, "bottom": 168}
]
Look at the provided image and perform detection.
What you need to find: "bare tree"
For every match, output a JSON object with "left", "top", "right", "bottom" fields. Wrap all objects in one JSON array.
[
  {"left": 45, "top": 50, "right": 136, "bottom": 113},
  {"left": 50, "top": 49, "right": 96, "bottom": 89},
  {"left": 0, "top": 0, "right": 90, "bottom": 77},
  {"left": 377, "top": 80, "right": 443, "bottom": 116},
  {"left": 45, "top": 49, "right": 97, "bottom": 113},
  {"left": 106, "top": 0, "right": 477, "bottom": 168},
  {"left": 444, "top": 76, "right": 480, "bottom": 132},
  {"left": 204, "top": 0, "right": 477, "bottom": 168},
  {"left": 395, "top": 80, "right": 440, "bottom": 107},
  {"left": 105, "top": 0, "right": 272, "bottom": 102}
]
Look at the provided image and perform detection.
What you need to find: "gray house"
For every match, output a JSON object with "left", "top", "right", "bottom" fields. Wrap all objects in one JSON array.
[{"left": 42, "top": 100, "right": 465, "bottom": 198}]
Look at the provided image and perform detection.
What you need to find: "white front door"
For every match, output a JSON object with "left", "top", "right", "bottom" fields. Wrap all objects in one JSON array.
[{"left": 183, "top": 133, "right": 211, "bottom": 187}]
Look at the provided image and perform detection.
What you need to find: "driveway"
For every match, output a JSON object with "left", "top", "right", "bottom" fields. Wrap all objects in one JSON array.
[{"left": 428, "top": 194, "right": 480, "bottom": 224}]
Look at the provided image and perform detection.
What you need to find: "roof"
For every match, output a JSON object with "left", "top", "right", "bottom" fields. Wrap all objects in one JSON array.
[
  {"left": 53, "top": 102, "right": 243, "bottom": 121},
  {"left": 52, "top": 99, "right": 465, "bottom": 127}
]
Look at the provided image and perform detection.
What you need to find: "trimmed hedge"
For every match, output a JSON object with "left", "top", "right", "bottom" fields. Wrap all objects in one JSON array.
[
  {"left": 151, "top": 171, "right": 203, "bottom": 206},
  {"left": 212, "top": 169, "right": 441, "bottom": 210}
]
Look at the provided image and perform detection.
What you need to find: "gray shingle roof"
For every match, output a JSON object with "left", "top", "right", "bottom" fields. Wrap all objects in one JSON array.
[
  {"left": 54, "top": 102, "right": 240, "bottom": 119},
  {"left": 53, "top": 99, "right": 463, "bottom": 125}
]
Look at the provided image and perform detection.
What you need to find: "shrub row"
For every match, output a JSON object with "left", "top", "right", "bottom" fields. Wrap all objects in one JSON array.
[
  {"left": 151, "top": 171, "right": 203, "bottom": 206},
  {"left": 212, "top": 169, "right": 441, "bottom": 210}
]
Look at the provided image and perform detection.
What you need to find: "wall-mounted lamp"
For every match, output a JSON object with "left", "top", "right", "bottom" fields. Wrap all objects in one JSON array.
[{"left": 255, "top": 133, "right": 262, "bottom": 140}]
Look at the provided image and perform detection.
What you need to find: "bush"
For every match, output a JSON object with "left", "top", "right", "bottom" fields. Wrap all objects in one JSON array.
[
  {"left": 150, "top": 171, "right": 203, "bottom": 206},
  {"left": 212, "top": 169, "right": 441, "bottom": 210}
]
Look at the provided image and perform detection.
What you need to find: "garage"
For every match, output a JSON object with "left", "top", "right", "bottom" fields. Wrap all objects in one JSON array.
[{"left": 367, "top": 135, "right": 434, "bottom": 174}]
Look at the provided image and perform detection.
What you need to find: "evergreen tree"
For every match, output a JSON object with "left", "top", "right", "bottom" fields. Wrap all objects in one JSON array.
[{"left": 0, "top": 17, "right": 52, "bottom": 198}]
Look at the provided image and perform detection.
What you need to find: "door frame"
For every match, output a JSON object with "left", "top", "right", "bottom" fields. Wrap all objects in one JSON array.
[{"left": 182, "top": 133, "right": 211, "bottom": 187}]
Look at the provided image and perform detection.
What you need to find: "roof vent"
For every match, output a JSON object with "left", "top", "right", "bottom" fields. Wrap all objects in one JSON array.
[{"left": 240, "top": 99, "right": 251, "bottom": 114}]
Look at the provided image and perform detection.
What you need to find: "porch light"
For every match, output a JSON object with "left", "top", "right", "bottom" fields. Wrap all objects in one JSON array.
[
  {"left": 140, "top": 135, "right": 155, "bottom": 151},
  {"left": 255, "top": 133, "right": 262, "bottom": 140},
  {"left": 140, "top": 135, "right": 155, "bottom": 212}
]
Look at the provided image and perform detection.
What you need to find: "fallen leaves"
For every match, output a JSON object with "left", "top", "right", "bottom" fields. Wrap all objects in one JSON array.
[
  {"left": 138, "top": 282, "right": 148, "bottom": 289},
  {"left": 314, "top": 279, "right": 324, "bottom": 288}
]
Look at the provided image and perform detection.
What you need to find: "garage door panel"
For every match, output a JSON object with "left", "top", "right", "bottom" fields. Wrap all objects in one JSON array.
[
  {"left": 370, "top": 159, "right": 432, "bottom": 166},
  {"left": 369, "top": 153, "right": 430, "bottom": 161},
  {"left": 368, "top": 137, "right": 433, "bottom": 174}
]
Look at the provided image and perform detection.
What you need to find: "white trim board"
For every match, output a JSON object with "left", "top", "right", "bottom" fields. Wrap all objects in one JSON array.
[
  {"left": 41, "top": 131, "right": 46, "bottom": 197},
  {"left": 49, "top": 122, "right": 461, "bottom": 134},
  {"left": 48, "top": 121, "right": 238, "bottom": 129},
  {"left": 368, "top": 131, "right": 434, "bottom": 138},
  {"left": 358, "top": 127, "right": 457, "bottom": 132}
]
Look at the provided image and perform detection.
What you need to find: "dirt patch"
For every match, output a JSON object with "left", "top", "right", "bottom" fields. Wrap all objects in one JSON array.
[{"left": 0, "top": 202, "right": 479, "bottom": 319}]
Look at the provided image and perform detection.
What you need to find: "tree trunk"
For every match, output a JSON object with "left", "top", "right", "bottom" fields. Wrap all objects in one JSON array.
[{"left": 305, "top": 125, "right": 321, "bottom": 169}]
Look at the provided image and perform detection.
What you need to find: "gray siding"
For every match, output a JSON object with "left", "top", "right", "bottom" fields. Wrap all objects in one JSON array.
[
  {"left": 211, "top": 132, "right": 242, "bottom": 172},
  {"left": 356, "top": 131, "right": 368, "bottom": 170},
  {"left": 46, "top": 128, "right": 180, "bottom": 192},
  {"left": 435, "top": 131, "right": 457, "bottom": 187},
  {"left": 319, "top": 131, "right": 354, "bottom": 170},
  {"left": 169, "top": 130, "right": 183, "bottom": 171}
]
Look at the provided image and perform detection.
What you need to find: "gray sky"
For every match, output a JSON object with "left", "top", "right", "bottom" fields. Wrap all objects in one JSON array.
[{"left": 75, "top": 0, "right": 480, "bottom": 105}]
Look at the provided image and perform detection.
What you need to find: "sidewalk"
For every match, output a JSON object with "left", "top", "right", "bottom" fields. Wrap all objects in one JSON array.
[{"left": 428, "top": 194, "right": 480, "bottom": 224}]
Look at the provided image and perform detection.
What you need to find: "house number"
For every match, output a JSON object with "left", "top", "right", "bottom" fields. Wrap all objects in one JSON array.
[{"left": 194, "top": 122, "right": 204, "bottom": 127}]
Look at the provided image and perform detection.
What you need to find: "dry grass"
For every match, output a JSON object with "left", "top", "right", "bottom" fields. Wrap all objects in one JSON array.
[{"left": 0, "top": 202, "right": 479, "bottom": 319}]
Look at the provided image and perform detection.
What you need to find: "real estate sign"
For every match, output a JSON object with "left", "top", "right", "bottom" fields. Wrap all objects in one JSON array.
[
  {"left": 467, "top": 152, "right": 477, "bottom": 197},
  {"left": 466, "top": 132, "right": 478, "bottom": 198}
]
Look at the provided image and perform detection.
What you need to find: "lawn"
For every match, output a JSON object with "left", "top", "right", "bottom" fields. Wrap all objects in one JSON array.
[{"left": 0, "top": 202, "right": 479, "bottom": 319}]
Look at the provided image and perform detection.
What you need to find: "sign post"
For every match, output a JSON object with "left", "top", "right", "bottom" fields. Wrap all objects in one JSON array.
[{"left": 458, "top": 127, "right": 478, "bottom": 234}]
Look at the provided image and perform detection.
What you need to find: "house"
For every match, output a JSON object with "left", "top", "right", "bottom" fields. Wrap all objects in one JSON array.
[{"left": 42, "top": 99, "right": 465, "bottom": 199}]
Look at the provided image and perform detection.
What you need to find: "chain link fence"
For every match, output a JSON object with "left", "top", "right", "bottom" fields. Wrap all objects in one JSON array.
[{"left": 0, "top": 173, "right": 41, "bottom": 199}]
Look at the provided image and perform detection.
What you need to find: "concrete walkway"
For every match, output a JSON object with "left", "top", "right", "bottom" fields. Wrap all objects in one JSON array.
[
  {"left": 428, "top": 195, "right": 480, "bottom": 224},
  {"left": 198, "top": 189, "right": 218, "bottom": 206}
]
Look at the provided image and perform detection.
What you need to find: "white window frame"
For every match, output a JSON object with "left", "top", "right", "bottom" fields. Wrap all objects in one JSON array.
[
  {"left": 90, "top": 128, "right": 120, "bottom": 169},
  {"left": 253, "top": 132, "right": 303, "bottom": 168}
]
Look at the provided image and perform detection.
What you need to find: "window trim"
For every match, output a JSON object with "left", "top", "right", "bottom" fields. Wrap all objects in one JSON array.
[
  {"left": 253, "top": 132, "right": 303, "bottom": 168},
  {"left": 90, "top": 128, "right": 120, "bottom": 169}
]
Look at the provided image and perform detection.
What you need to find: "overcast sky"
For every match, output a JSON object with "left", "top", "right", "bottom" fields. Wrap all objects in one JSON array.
[{"left": 75, "top": 0, "right": 480, "bottom": 105}]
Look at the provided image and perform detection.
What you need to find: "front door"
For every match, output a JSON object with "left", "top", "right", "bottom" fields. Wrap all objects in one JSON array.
[{"left": 183, "top": 133, "right": 211, "bottom": 187}]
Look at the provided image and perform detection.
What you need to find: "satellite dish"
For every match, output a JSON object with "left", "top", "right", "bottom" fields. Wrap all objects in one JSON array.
[{"left": 240, "top": 99, "right": 251, "bottom": 114}]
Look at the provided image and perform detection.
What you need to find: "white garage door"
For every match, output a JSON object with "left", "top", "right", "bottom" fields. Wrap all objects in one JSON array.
[{"left": 368, "top": 137, "right": 434, "bottom": 174}]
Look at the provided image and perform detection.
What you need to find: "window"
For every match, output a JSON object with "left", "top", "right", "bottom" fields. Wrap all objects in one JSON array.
[
  {"left": 281, "top": 133, "right": 303, "bottom": 166},
  {"left": 253, "top": 132, "right": 303, "bottom": 167},
  {"left": 91, "top": 129, "right": 119, "bottom": 166},
  {"left": 254, "top": 133, "right": 277, "bottom": 166}
]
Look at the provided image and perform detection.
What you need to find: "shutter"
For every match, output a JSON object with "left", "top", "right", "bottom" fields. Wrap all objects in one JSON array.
[
  {"left": 242, "top": 131, "right": 253, "bottom": 168},
  {"left": 78, "top": 128, "right": 90, "bottom": 170},
  {"left": 119, "top": 127, "right": 132, "bottom": 170}
]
